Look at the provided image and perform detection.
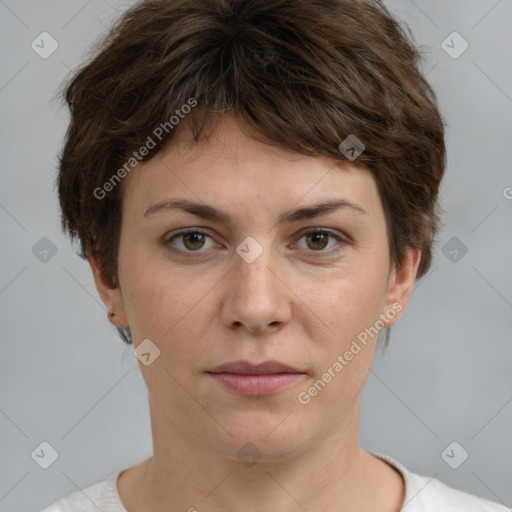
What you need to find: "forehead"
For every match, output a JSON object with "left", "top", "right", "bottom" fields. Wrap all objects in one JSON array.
[{"left": 121, "top": 115, "right": 382, "bottom": 223}]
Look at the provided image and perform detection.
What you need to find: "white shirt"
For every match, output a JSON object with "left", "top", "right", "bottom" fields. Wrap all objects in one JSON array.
[{"left": 40, "top": 452, "right": 508, "bottom": 511}]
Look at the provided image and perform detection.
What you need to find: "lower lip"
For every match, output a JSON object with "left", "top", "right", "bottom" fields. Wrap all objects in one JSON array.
[{"left": 207, "top": 372, "right": 304, "bottom": 396}]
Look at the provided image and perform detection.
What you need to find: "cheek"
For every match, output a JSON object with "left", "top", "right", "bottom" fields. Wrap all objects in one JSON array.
[
  {"left": 297, "top": 279, "right": 385, "bottom": 411},
  {"left": 120, "top": 256, "right": 218, "bottom": 356},
  {"left": 307, "top": 264, "right": 388, "bottom": 341},
  {"left": 297, "top": 262, "right": 388, "bottom": 395}
]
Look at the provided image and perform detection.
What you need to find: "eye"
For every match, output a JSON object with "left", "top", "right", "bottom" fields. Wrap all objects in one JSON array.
[
  {"left": 294, "top": 229, "right": 346, "bottom": 254},
  {"left": 163, "top": 227, "right": 348, "bottom": 257},
  {"left": 164, "top": 229, "right": 217, "bottom": 254}
]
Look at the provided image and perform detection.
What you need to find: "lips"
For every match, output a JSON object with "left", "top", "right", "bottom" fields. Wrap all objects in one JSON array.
[
  {"left": 208, "top": 360, "right": 303, "bottom": 375},
  {"left": 206, "top": 360, "right": 306, "bottom": 396}
]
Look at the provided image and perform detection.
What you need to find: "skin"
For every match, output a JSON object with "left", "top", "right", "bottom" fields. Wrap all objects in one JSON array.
[{"left": 89, "top": 113, "right": 421, "bottom": 512}]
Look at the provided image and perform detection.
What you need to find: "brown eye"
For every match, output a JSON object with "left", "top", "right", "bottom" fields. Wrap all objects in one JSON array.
[
  {"left": 166, "top": 230, "right": 215, "bottom": 253},
  {"left": 181, "top": 232, "right": 206, "bottom": 250},
  {"left": 305, "top": 232, "right": 330, "bottom": 250},
  {"left": 295, "top": 229, "right": 345, "bottom": 254}
]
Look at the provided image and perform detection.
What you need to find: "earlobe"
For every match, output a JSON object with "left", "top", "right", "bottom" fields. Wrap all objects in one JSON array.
[
  {"left": 382, "top": 248, "right": 421, "bottom": 328},
  {"left": 87, "top": 252, "right": 129, "bottom": 327}
]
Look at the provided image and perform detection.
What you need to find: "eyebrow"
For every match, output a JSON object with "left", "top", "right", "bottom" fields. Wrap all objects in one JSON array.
[{"left": 143, "top": 198, "right": 367, "bottom": 223}]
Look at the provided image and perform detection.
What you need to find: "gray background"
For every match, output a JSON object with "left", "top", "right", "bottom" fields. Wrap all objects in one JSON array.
[{"left": 1, "top": 1, "right": 511, "bottom": 510}]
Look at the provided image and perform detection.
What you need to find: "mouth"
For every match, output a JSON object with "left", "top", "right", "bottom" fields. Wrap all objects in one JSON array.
[{"left": 206, "top": 360, "right": 306, "bottom": 396}]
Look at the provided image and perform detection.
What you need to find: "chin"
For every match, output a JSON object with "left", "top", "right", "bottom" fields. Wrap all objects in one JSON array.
[{"left": 203, "top": 415, "right": 314, "bottom": 463}]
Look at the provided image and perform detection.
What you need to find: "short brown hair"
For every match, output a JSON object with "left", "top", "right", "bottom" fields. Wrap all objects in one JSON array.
[{"left": 57, "top": 0, "right": 446, "bottom": 344}]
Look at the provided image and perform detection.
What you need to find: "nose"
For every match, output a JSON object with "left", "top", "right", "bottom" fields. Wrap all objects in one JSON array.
[{"left": 219, "top": 238, "right": 292, "bottom": 335}]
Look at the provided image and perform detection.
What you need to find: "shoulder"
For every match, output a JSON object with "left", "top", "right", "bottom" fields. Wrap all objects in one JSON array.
[
  {"left": 403, "top": 467, "right": 509, "bottom": 511},
  {"left": 39, "top": 469, "right": 126, "bottom": 512},
  {"left": 370, "top": 452, "right": 509, "bottom": 512}
]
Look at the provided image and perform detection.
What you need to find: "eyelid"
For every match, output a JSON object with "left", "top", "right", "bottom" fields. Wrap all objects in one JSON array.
[
  {"left": 294, "top": 226, "right": 348, "bottom": 242},
  {"left": 164, "top": 228, "right": 218, "bottom": 254},
  {"left": 291, "top": 228, "right": 348, "bottom": 253}
]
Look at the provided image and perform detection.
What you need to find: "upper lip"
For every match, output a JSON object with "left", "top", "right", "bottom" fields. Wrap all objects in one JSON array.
[{"left": 207, "top": 360, "right": 303, "bottom": 375}]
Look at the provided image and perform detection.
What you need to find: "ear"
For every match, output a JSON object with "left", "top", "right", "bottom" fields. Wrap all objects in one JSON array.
[
  {"left": 87, "top": 252, "right": 129, "bottom": 327},
  {"left": 381, "top": 247, "right": 421, "bottom": 328}
]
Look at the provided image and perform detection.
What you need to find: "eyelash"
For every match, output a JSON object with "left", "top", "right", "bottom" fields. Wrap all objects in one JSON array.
[{"left": 163, "top": 228, "right": 348, "bottom": 258}]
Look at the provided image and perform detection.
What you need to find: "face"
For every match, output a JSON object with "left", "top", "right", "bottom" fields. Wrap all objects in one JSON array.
[{"left": 91, "top": 114, "right": 419, "bottom": 462}]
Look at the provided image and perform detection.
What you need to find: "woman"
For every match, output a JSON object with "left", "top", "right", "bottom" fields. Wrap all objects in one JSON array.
[{"left": 44, "top": 0, "right": 507, "bottom": 510}]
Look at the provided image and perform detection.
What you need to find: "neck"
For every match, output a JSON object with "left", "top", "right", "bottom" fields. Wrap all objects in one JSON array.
[{"left": 119, "top": 393, "right": 404, "bottom": 512}]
